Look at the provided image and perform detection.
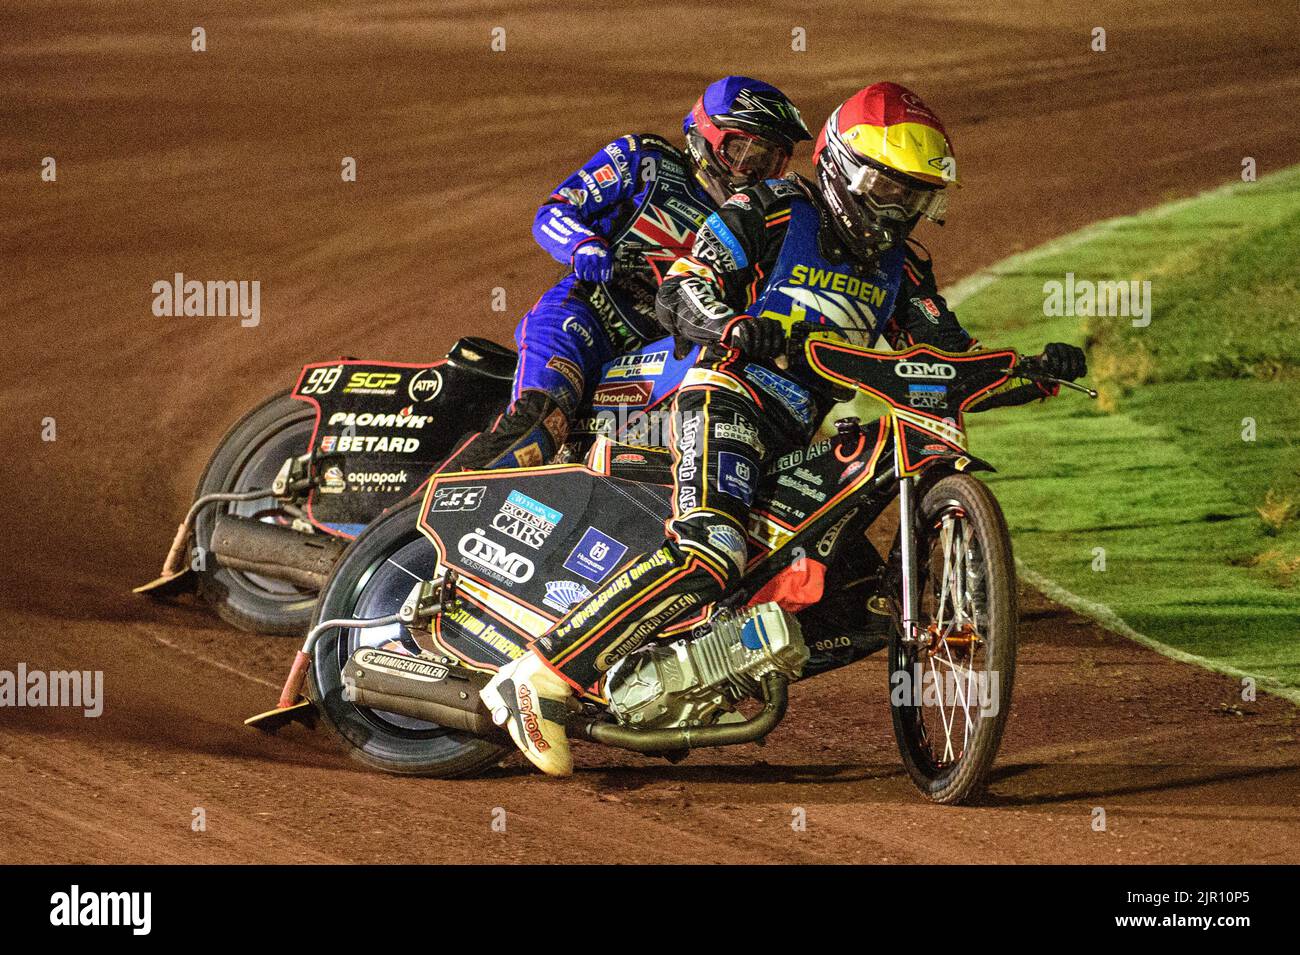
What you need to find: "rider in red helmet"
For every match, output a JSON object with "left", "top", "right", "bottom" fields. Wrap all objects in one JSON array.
[{"left": 481, "top": 83, "right": 1085, "bottom": 776}]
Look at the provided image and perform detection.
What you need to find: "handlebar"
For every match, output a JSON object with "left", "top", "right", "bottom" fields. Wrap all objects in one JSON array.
[
  {"left": 1014, "top": 354, "right": 1098, "bottom": 399},
  {"left": 716, "top": 320, "right": 1098, "bottom": 400}
]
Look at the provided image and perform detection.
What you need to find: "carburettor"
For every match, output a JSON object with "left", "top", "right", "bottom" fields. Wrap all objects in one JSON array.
[{"left": 604, "top": 602, "right": 809, "bottom": 729}]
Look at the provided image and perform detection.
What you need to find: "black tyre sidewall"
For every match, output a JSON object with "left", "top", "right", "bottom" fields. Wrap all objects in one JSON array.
[
  {"left": 194, "top": 390, "right": 321, "bottom": 635},
  {"left": 308, "top": 497, "right": 505, "bottom": 777}
]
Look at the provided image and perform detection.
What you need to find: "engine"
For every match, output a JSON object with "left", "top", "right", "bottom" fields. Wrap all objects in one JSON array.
[{"left": 604, "top": 601, "right": 809, "bottom": 730}]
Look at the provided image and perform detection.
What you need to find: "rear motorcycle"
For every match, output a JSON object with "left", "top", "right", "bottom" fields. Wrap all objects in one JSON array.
[
  {"left": 250, "top": 332, "right": 1094, "bottom": 803},
  {"left": 134, "top": 334, "right": 698, "bottom": 635}
]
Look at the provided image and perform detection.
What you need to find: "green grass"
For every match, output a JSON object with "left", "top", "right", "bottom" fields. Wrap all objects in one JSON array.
[{"left": 952, "top": 167, "right": 1300, "bottom": 691}]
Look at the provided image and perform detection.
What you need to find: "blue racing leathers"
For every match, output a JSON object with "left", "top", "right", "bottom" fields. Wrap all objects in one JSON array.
[{"left": 446, "top": 134, "right": 716, "bottom": 472}]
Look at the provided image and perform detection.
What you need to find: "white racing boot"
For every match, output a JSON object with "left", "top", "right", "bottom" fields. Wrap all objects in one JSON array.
[{"left": 480, "top": 652, "right": 574, "bottom": 777}]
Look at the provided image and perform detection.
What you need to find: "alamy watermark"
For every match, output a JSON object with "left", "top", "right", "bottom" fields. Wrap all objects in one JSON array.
[
  {"left": 1043, "top": 272, "right": 1151, "bottom": 327},
  {"left": 151, "top": 272, "right": 261, "bottom": 327},
  {"left": 50, "top": 885, "right": 150, "bottom": 935},
  {"left": 890, "top": 663, "right": 1001, "bottom": 718},
  {"left": 1, "top": 664, "right": 103, "bottom": 717}
]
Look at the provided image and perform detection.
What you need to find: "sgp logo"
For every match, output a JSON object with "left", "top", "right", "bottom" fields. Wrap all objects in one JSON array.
[
  {"left": 895, "top": 361, "right": 956, "bottom": 380},
  {"left": 346, "top": 371, "right": 402, "bottom": 391}
]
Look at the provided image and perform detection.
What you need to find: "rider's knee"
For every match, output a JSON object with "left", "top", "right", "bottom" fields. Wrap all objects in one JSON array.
[
  {"left": 670, "top": 512, "right": 749, "bottom": 588},
  {"left": 454, "top": 390, "right": 569, "bottom": 470}
]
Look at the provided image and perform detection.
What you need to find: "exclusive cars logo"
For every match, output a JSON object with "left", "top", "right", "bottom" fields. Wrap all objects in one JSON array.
[{"left": 490, "top": 490, "right": 563, "bottom": 550}]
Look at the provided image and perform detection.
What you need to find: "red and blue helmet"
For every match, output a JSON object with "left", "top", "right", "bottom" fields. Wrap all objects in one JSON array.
[{"left": 684, "top": 76, "right": 811, "bottom": 203}]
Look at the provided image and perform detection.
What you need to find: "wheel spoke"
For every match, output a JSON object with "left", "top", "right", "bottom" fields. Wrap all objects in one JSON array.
[{"left": 917, "top": 509, "right": 987, "bottom": 767}]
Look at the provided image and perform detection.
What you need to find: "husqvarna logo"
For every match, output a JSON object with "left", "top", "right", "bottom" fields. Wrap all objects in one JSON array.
[
  {"left": 895, "top": 361, "right": 956, "bottom": 380},
  {"left": 458, "top": 531, "right": 535, "bottom": 583}
]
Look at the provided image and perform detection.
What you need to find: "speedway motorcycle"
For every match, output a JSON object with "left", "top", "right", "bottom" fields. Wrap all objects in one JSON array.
[
  {"left": 248, "top": 330, "right": 1095, "bottom": 804},
  {"left": 134, "top": 334, "right": 700, "bottom": 635}
]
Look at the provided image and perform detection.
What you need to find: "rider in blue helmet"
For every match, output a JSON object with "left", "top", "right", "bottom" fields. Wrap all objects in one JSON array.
[{"left": 443, "top": 77, "right": 811, "bottom": 472}]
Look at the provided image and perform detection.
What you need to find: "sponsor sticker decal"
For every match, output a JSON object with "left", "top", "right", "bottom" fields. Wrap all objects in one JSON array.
[
  {"left": 605, "top": 350, "right": 668, "bottom": 380},
  {"left": 908, "top": 383, "right": 948, "bottom": 409},
  {"left": 543, "top": 579, "right": 593, "bottom": 613},
  {"left": 895, "top": 361, "right": 956, "bottom": 380},
  {"left": 514, "top": 442, "right": 544, "bottom": 467},
  {"left": 431, "top": 485, "right": 486, "bottom": 512},
  {"left": 546, "top": 356, "right": 584, "bottom": 395},
  {"left": 490, "top": 490, "right": 564, "bottom": 550},
  {"left": 563, "top": 527, "right": 629, "bottom": 583},
  {"left": 706, "top": 523, "right": 748, "bottom": 569},
  {"left": 743, "top": 364, "right": 814, "bottom": 427},
  {"left": 342, "top": 371, "right": 402, "bottom": 395},
  {"left": 592, "top": 381, "right": 653, "bottom": 406},
  {"left": 717, "top": 452, "right": 756, "bottom": 504},
  {"left": 407, "top": 368, "right": 443, "bottom": 402},
  {"left": 714, "top": 413, "right": 765, "bottom": 454},
  {"left": 457, "top": 531, "right": 535, "bottom": 584}
]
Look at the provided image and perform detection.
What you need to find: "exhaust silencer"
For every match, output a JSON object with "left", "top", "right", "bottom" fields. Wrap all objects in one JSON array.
[
  {"left": 211, "top": 514, "right": 348, "bottom": 590},
  {"left": 341, "top": 648, "right": 502, "bottom": 737}
]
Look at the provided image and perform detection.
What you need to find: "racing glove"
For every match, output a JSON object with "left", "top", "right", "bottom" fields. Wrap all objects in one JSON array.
[
  {"left": 571, "top": 238, "right": 613, "bottom": 283},
  {"left": 726, "top": 315, "right": 786, "bottom": 361},
  {"left": 1040, "top": 342, "right": 1087, "bottom": 381}
]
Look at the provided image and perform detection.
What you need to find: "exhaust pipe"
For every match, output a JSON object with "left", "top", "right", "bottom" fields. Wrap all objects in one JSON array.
[
  {"left": 570, "top": 673, "right": 790, "bottom": 753},
  {"left": 343, "top": 648, "right": 788, "bottom": 754},
  {"left": 211, "top": 514, "right": 348, "bottom": 590},
  {"left": 341, "top": 648, "right": 503, "bottom": 738}
]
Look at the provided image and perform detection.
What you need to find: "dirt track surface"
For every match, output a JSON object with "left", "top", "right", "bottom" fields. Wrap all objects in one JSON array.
[{"left": 3, "top": 2, "right": 1299, "bottom": 863}]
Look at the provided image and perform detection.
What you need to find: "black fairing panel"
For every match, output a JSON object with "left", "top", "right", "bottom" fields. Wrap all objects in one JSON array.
[
  {"left": 416, "top": 466, "right": 671, "bottom": 670},
  {"left": 292, "top": 357, "right": 510, "bottom": 531}
]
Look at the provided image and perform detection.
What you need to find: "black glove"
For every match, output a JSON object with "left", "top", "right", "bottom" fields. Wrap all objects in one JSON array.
[
  {"left": 1039, "top": 342, "right": 1087, "bottom": 381},
  {"left": 727, "top": 316, "right": 786, "bottom": 361}
]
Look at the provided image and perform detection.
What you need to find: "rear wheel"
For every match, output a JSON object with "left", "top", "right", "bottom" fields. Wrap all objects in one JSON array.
[
  {"left": 194, "top": 390, "right": 321, "bottom": 635},
  {"left": 308, "top": 497, "right": 506, "bottom": 777},
  {"left": 889, "top": 474, "right": 1017, "bottom": 804}
]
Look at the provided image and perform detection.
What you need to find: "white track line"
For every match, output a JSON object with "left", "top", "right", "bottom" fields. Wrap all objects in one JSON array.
[
  {"left": 142, "top": 627, "right": 279, "bottom": 689},
  {"left": 945, "top": 173, "right": 1274, "bottom": 309},
  {"left": 942, "top": 168, "right": 1300, "bottom": 707},
  {"left": 1017, "top": 562, "right": 1300, "bottom": 706}
]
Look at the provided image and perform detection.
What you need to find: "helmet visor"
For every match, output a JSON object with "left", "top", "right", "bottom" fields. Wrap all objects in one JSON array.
[
  {"left": 847, "top": 163, "right": 947, "bottom": 223},
  {"left": 716, "top": 130, "right": 792, "bottom": 180}
]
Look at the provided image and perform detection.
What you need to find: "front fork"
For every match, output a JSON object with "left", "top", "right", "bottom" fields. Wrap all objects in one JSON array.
[{"left": 897, "top": 475, "right": 922, "bottom": 647}]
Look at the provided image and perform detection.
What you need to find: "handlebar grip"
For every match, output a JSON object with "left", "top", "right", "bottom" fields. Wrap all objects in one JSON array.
[{"left": 1015, "top": 353, "right": 1046, "bottom": 378}]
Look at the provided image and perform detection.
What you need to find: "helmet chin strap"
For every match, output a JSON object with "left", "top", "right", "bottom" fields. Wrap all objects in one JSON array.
[
  {"left": 692, "top": 160, "right": 728, "bottom": 205},
  {"left": 686, "top": 132, "right": 730, "bottom": 205}
]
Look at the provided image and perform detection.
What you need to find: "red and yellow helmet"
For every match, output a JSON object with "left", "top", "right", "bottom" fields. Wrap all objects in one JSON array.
[{"left": 814, "top": 83, "right": 956, "bottom": 256}]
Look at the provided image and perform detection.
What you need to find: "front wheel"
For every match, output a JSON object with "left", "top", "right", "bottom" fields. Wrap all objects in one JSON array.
[
  {"left": 888, "top": 474, "right": 1017, "bottom": 804},
  {"left": 308, "top": 496, "right": 506, "bottom": 777}
]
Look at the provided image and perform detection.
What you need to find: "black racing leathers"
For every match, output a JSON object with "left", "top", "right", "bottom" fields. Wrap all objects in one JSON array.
[
  {"left": 534, "top": 176, "right": 1051, "bottom": 693},
  {"left": 535, "top": 346, "right": 817, "bottom": 693}
]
